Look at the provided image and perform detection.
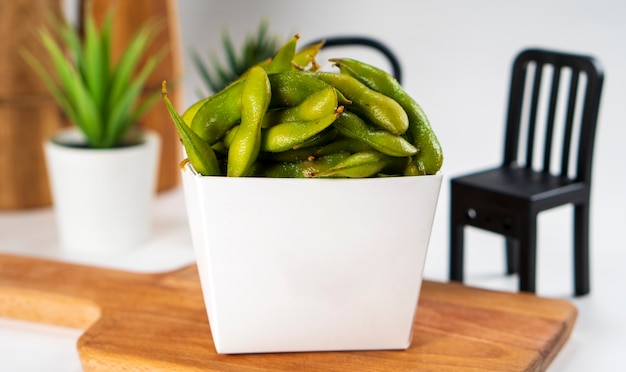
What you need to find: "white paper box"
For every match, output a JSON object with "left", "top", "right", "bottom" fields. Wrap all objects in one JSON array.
[{"left": 181, "top": 164, "right": 442, "bottom": 354}]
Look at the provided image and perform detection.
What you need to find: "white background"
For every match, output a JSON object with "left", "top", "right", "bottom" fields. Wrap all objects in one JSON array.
[{"left": 1, "top": 0, "right": 625, "bottom": 370}]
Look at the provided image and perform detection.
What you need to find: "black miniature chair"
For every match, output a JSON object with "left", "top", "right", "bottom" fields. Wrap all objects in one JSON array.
[{"left": 449, "top": 48, "right": 604, "bottom": 296}]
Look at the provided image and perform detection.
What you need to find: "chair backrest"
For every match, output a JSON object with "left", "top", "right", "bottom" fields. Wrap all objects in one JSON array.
[
  {"left": 503, "top": 48, "right": 604, "bottom": 182},
  {"left": 303, "top": 36, "right": 403, "bottom": 84}
]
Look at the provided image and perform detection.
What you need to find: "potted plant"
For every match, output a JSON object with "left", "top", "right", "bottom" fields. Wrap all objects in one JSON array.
[
  {"left": 23, "top": 11, "right": 163, "bottom": 253},
  {"left": 162, "top": 34, "right": 443, "bottom": 354}
]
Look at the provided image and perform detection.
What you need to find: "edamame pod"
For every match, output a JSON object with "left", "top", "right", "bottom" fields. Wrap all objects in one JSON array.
[
  {"left": 263, "top": 85, "right": 338, "bottom": 125},
  {"left": 333, "top": 111, "right": 417, "bottom": 157},
  {"left": 222, "top": 125, "right": 239, "bottom": 148},
  {"left": 314, "top": 151, "right": 392, "bottom": 178},
  {"left": 311, "top": 71, "right": 409, "bottom": 135},
  {"left": 267, "top": 72, "right": 351, "bottom": 109},
  {"left": 261, "top": 106, "right": 343, "bottom": 152},
  {"left": 291, "top": 127, "right": 338, "bottom": 149},
  {"left": 265, "top": 34, "right": 299, "bottom": 74},
  {"left": 259, "top": 152, "right": 351, "bottom": 178},
  {"left": 330, "top": 58, "right": 401, "bottom": 95},
  {"left": 191, "top": 79, "right": 243, "bottom": 144},
  {"left": 330, "top": 58, "right": 443, "bottom": 175},
  {"left": 162, "top": 82, "right": 220, "bottom": 176},
  {"left": 260, "top": 146, "right": 320, "bottom": 163},
  {"left": 210, "top": 141, "right": 229, "bottom": 157},
  {"left": 268, "top": 71, "right": 330, "bottom": 107},
  {"left": 182, "top": 95, "right": 209, "bottom": 126},
  {"left": 227, "top": 66, "right": 271, "bottom": 177},
  {"left": 293, "top": 40, "right": 324, "bottom": 69},
  {"left": 313, "top": 137, "right": 374, "bottom": 156},
  {"left": 403, "top": 156, "right": 421, "bottom": 176}
]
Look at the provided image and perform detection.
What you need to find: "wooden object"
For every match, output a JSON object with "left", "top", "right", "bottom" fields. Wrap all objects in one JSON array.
[
  {"left": 0, "top": 253, "right": 576, "bottom": 371},
  {"left": 0, "top": 0, "right": 68, "bottom": 209},
  {"left": 0, "top": 101, "right": 66, "bottom": 209},
  {"left": 83, "top": 0, "right": 184, "bottom": 192}
]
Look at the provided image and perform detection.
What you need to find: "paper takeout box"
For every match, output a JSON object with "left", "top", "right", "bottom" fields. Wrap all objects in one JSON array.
[{"left": 181, "top": 164, "right": 442, "bottom": 354}]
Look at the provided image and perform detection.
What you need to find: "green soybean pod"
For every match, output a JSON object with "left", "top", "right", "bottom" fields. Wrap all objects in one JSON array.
[
  {"left": 265, "top": 34, "right": 300, "bottom": 74},
  {"left": 182, "top": 95, "right": 209, "bottom": 126},
  {"left": 162, "top": 82, "right": 220, "bottom": 176},
  {"left": 260, "top": 146, "right": 321, "bottom": 163},
  {"left": 330, "top": 58, "right": 443, "bottom": 175},
  {"left": 333, "top": 111, "right": 417, "bottom": 157},
  {"left": 293, "top": 40, "right": 324, "bottom": 68},
  {"left": 261, "top": 107, "right": 342, "bottom": 153},
  {"left": 222, "top": 125, "right": 239, "bottom": 148},
  {"left": 403, "top": 156, "right": 421, "bottom": 176},
  {"left": 190, "top": 79, "right": 244, "bottom": 144},
  {"left": 253, "top": 161, "right": 301, "bottom": 178},
  {"left": 264, "top": 85, "right": 338, "bottom": 125},
  {"left": 227, "top": 66, "right": 271, "bottom": 177},
  {"left": 291, "top": 127, "right": 338, "bottom": 150},
  {"left": 210, "top": 141, "right": 228, "bottom": 157},
  {"left": 268, "top": 71, "right": 330, "bottom": 108},
  {"left": 259, "top": 152, "right": 351, "bottom": 178},
  {"left": 314, "top": 151, "right": 392, "bottom": 178},
  {"left": 313, "top": 137, "right": 374, "bottom": 156},
  {"left": 311, "top": 71, "right": 409, "bottom": 135}
]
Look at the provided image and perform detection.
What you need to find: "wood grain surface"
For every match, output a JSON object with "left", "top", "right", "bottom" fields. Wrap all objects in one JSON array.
[
  {"left": 0, "top": 253, "right": 576, "bottom": 371},
  {"left": 0, "top": 0, "right": 69, "bottom": 209}
]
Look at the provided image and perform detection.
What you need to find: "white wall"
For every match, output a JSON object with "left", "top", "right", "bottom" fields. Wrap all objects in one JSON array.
[{"left": 175, "top": 0, "right": 626, "bottom": 285}]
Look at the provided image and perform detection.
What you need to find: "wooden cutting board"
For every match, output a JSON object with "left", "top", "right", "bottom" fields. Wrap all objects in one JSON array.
[{"left": 0, "top": 253, "right": 576, "bottom": 371}]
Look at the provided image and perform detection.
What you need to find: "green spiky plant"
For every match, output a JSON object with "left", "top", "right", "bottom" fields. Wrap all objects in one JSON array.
[
  {"left": 190, "top": 20, "right": 284, "bottom": 97},
  {"left": 23, "top": 11, "right": 163, "bottom": 149}
]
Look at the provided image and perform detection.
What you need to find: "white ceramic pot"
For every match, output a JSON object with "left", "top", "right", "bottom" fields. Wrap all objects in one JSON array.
[
  {"left": 44, "top": 128, "right": 161, "bottom": 253},
  {"left": 181, "top": 164, "right": 442, "bottom": 354}
]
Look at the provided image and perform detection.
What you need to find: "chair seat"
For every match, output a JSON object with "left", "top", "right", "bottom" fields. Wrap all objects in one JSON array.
[{"left": 451, "top": 166, "right": 588, "bottom": 206}]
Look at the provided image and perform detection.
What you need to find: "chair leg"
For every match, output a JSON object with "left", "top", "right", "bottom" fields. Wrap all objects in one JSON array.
[
  {"left": 450, "top": 221, "right": 465, "bottom": 282},
  {"left": 574, "top": 203, "right": 590, "bottom": 296},
  {"left": 518, "top": 215, "right": 537, "bottom": 293},
  {"left": 506, "top": 238, "right": 519, "bottom": 274}
]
